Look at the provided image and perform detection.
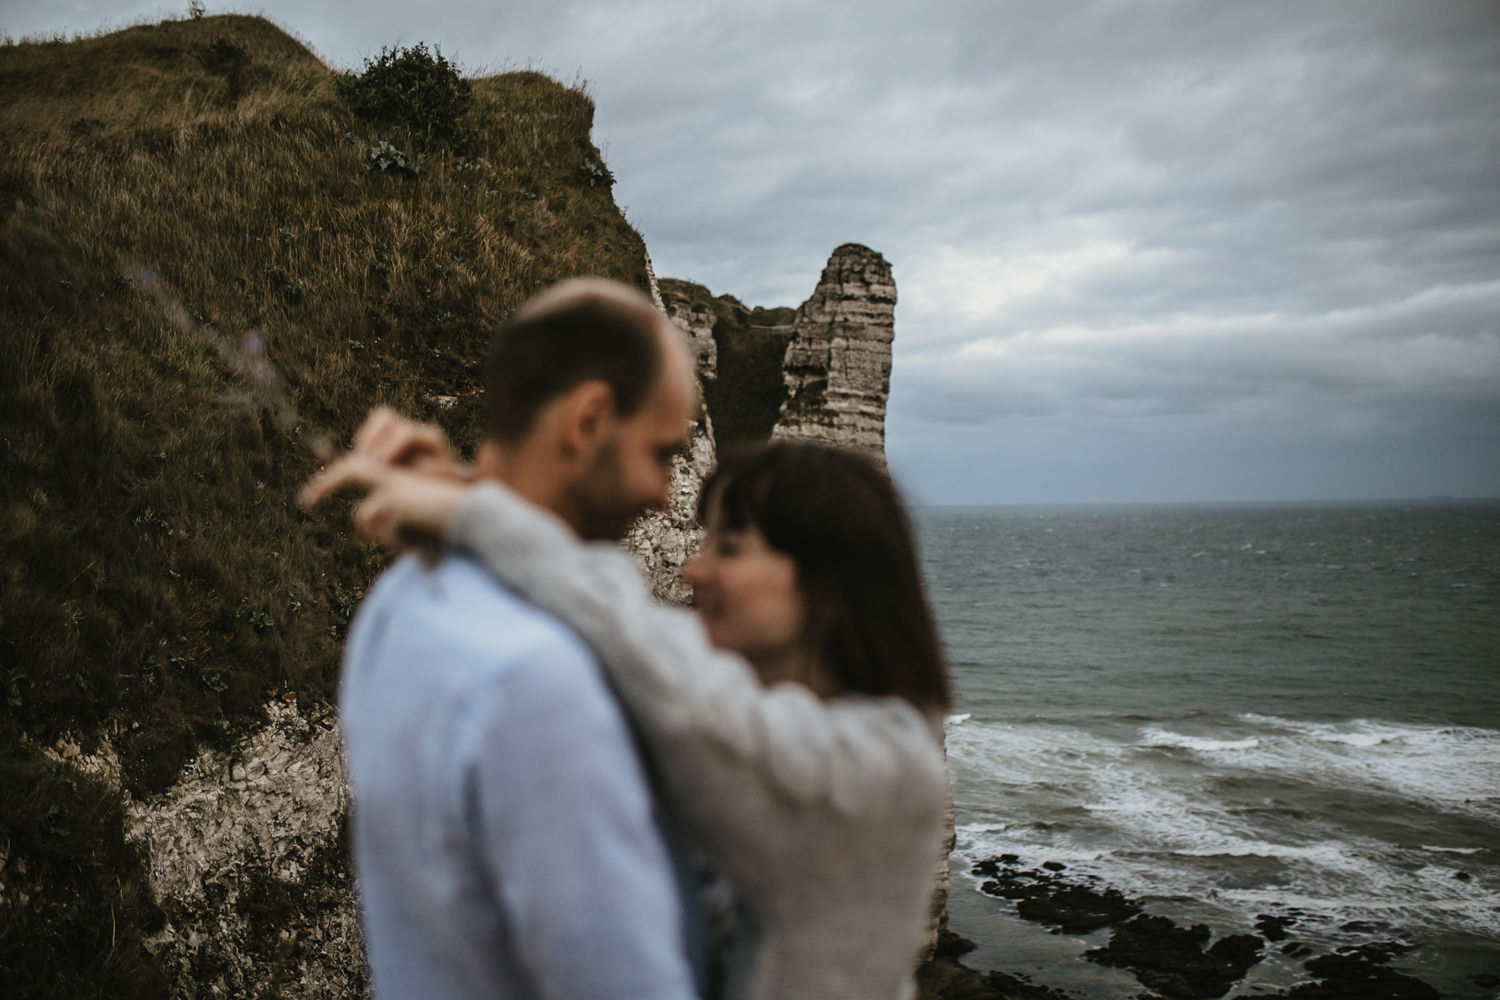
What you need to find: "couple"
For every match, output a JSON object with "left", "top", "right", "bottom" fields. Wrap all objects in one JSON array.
[{"left": 303, "top": 278, "right": 951, "bottom": 1000}]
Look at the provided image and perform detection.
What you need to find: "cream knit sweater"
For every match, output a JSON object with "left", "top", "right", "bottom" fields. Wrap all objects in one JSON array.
[{"left": 452, "top": 483, "right": 948, "bottom": 1000}]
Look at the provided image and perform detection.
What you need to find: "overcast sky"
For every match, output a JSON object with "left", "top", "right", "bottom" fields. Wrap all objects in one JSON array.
[{"left": 7, "top": 1, "right": 1499, "bottom": 504}]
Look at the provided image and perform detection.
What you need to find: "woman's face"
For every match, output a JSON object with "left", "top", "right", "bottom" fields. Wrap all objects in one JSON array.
[{"left": 682, "top": 507, "right": 806, "bottom": 674}]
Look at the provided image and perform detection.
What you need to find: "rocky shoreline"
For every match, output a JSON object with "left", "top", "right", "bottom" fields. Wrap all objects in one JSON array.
[{"left": 916, "top": 855, "right": 1467, "bottom": 1000}]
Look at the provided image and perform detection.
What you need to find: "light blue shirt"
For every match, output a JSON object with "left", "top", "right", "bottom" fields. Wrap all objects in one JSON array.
[{"left": 341, "top": 552, "right": 700, "bottom": 1000}]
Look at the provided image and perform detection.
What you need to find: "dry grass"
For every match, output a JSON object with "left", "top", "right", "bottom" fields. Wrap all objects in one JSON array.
[{"left": 0, "top": 13, "right": 649, "bottom": 994}]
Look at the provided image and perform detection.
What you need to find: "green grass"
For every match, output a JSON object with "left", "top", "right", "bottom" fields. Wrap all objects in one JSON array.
[
  {"left": 659, "top": 278, "right": 796, "bottom": 454},
  {"left": 0, "top": 13, "right": 650, "bottom": 994}
]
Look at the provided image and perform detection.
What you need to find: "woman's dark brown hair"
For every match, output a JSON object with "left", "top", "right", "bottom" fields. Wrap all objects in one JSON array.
[{"left": 699, "top": 442, "right": 950, "bottom": 713}]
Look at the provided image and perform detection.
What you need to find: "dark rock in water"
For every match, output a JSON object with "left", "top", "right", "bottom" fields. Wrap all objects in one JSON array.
[
  {"left": 1452, "top": 869, "right": 1472, "bottom": 881},
  {"left": 916, "top": 929, "right": 1071, "bottom": 1000},
  {"left": 1347, "top": 941, "right": 1412, "bottom": 964},
  {"left": 1473, "top": 972, "right": 1500, "bottom": 989},
  {"left": 971, "top": 855, "right": 1019, "bottom": 878},
  {"left": 919, "top": 967, "right": 1072, "bottom": 1000},
  {"left": 972, "top": 858, "right": 1003, "bottom": 878},
  {"left": 1255, "top": 913, "right": 1297, "bottom": 941},
  {"left": 1085, "top": 914, "right": 1262, "bottom": 999},
  {"left": 1254, "top": 940, "right": 1441, "bottom": 1000},
  {"left": 964, "top": 856, "right": 1447, "bottom": 1000},
  {"left": 972, "top": 857, "right": 1141, "bottom": 933},
  {"left": 1272, "top": 944, "right": 1440, "bottom": 1000},
  {"left": 1015, "top": 885, "right": 1141, "bottom": 933},
  {"left": 933, "top": 928, "right": 978, "bottom": 959}
]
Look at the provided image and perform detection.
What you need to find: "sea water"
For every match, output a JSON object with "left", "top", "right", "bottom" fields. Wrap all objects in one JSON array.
[{"left": 916, "top": 500, "right": 1500, "bottom": 998}]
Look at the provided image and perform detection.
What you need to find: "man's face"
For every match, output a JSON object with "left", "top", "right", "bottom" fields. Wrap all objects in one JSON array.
[{"left": 566, "top": 337, "right": 695, "bottom": 541}]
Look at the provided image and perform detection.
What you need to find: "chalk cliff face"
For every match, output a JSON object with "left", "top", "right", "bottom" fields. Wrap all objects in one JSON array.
[
  {"left": 28, "top": 702, "right": 364, "bottom": 998},
  {"left": 660, "top": 275, "right": 719, "bottom": 384},
  {"left": 648, "top": 242, "right": 902, "bottom": 596},
  {"left": 772, "top": 243, "right": 896, "bottom": 463},
  {"left": 627, "top": 268, "right": 718, "bottom": 605}
]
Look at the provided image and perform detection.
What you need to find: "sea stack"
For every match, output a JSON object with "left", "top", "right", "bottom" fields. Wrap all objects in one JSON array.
[{"left": 772, "top": 243, "right": 896, "bottom": 464}]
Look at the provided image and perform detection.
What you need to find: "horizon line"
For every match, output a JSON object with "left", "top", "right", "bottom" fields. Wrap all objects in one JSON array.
[{"left": 910, "top": 494, "right": 1500, "bottom": 510}]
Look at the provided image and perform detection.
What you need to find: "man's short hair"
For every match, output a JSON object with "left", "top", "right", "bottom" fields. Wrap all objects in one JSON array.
[{"left": 484, "top": 279, "right": 666, "bottom": 443}]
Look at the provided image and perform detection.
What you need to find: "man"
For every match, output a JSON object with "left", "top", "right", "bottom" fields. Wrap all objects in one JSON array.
[{"left": 330, "top": 280, "right": 702, "bottom": 999}]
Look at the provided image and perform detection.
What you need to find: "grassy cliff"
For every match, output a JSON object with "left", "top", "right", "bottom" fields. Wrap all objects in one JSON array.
[{"left": 0, "top": 14, "right": 650, "bottom": 994}]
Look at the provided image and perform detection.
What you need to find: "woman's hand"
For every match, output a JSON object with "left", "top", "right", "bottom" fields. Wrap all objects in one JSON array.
[
  {"left": 300, "top": 406, "right": 472, "bottom": 550},
  {"left": 302, "top": 457, "right": 471, "bottom": 550},
  {"left": 342, "top": 404, "right": 467, "bottom": 479}
]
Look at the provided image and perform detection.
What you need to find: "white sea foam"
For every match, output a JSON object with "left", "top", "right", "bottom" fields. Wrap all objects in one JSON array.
[
  {"left": 957, "top": 819, "right": 1500, "bottom": 941},
  {"left": 1171, "top": 841, "right": 1354, "bottom": 863},
  {"left": 953, "top": 719, "right": 1267, "bottom": 859},
  {"left": 1232, "top": 715, "right": 1500, "bottom": 821},
  {"left": 1139, "top": 726, "right": 1260, "bottom": 752},
  {"left": 948, "top": 714, "right": 1500, "bottom": 942},
  {"left": 945, "top": 718, "right": 1129, "bottom": 788},
  {"left": 1326, "top": 732, "right": 1389, "bottom": 748},
  {"left": 946, "top": 712, "right": 972, "bottom": 726},
  {"left": 1219, "top": 887, "right": 1496, "bottom": 920},
  {"left": 956, "top": 821, "right": 1012, "bottom": 836}
]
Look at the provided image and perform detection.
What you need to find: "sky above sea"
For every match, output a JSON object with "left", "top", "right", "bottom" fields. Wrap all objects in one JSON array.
[{"left": 6, "top": 1, "right": 1498, "bottom": 505}]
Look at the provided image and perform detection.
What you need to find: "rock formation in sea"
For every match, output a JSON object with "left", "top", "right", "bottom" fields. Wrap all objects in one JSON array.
[
  {"left": 771, "top": 242, "right": 897, "bottom": 464},
  {"left": 659, "top": 249, "right": 951, "bottom": 963},
  {"left": 966, "top": 855, "right": 1449, "bottom": 1000}
]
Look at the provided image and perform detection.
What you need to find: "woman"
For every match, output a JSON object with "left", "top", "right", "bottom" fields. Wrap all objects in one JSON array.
[{"left": 309, "top": 429, "right": 950, "bottom": 1000}]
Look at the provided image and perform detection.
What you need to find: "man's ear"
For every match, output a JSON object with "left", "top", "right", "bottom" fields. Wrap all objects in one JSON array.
[{"left": 556, "top": 379, "right": 616, "bottom": 458}]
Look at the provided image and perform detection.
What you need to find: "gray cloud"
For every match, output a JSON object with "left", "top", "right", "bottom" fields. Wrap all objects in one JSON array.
[{"left": 7, "top": 0, "right": 1498, "bottom": 501}]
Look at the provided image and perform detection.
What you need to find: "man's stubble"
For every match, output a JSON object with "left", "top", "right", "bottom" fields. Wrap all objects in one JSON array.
[{"left": 566, "top": 435, "right": 646, "bottom": 543}]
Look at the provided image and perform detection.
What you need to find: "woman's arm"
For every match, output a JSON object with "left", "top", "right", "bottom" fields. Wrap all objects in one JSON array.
[
  {"left": 450, "top": 483, "right": 941, "bottom": 817},
  {"left": 302, "top": 432, "right": 944, "bottom": 828}
]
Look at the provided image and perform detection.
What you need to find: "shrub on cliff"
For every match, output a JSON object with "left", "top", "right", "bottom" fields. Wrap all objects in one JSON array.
[
  {"left": 336, "top": 42, "right": 473, "bottom": 149},
  {"left": 709, "top": 310, "right": 795, "bottom": 451}
]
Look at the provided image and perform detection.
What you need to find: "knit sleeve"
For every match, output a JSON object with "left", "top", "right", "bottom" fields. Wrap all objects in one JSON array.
[{"left": 449, "top": 482, "right": 942, "bottom": 821}]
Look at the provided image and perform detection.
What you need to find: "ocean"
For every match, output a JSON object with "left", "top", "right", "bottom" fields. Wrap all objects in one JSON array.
[{"left": 915, "top": 500, "right": 1500, "bottom": 999}]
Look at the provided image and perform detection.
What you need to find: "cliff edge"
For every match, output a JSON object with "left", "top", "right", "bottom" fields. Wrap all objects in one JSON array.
[{"left": 0, "top": 15, "right": 651, "bottom": 997}]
